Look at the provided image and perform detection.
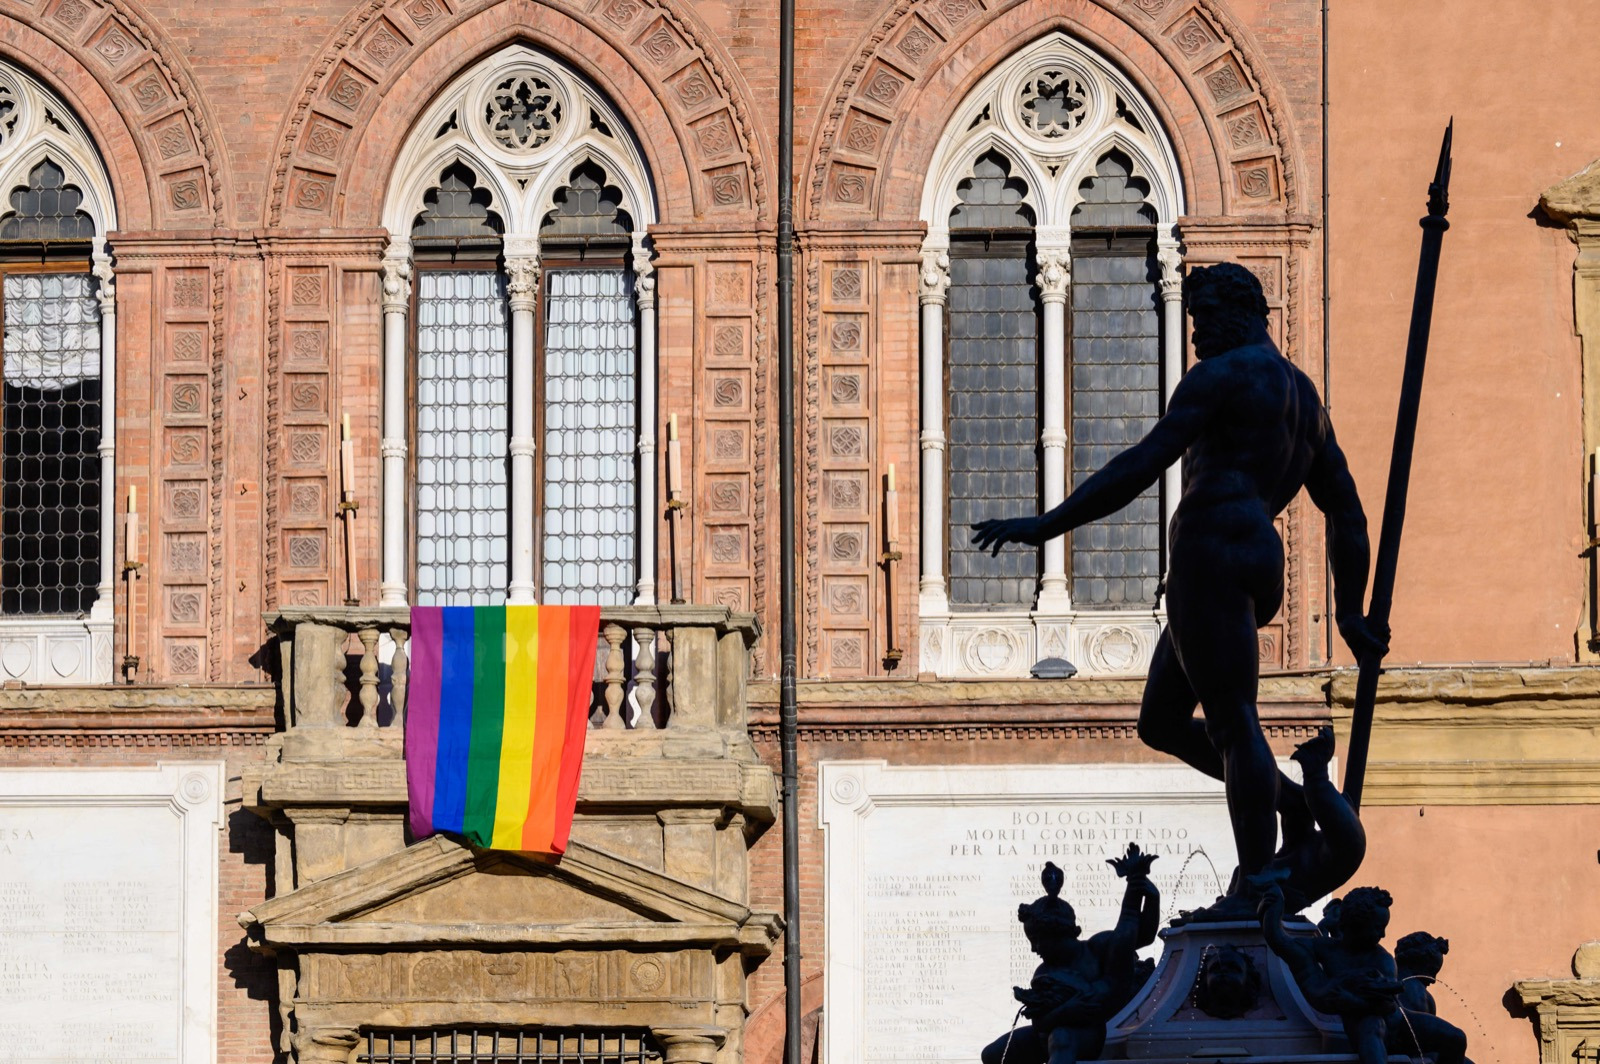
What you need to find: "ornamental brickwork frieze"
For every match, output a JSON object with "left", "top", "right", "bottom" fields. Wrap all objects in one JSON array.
[
  {"left": 269, "top": 0, "right": 765, "bottom": 226},
  {"left": 806, "top": 0, "right": 1303, "bottom": 219},
  {"left": 302, "top": 950, "right": 715, "bottom": 1005},
  {"left": 0, "top": 0, "right": 223, "bottom": 226}
]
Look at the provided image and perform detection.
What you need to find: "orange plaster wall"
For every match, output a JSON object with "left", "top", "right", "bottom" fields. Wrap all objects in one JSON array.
[
  {"left": 1359, "top": 804, "right": 1600, "bottom": 1064},
  {"left": 1329, "top": 2, "right": 1600, "bottom": 665}
]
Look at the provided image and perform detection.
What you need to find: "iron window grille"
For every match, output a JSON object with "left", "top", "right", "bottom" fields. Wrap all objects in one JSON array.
[{"left": 361, "top": 1028, "right": 663, "bottom": 1064}]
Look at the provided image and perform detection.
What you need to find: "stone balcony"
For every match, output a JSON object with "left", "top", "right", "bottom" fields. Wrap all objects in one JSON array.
[{"left": 240, "top": 605, "right": 779, "bottom": 1064}]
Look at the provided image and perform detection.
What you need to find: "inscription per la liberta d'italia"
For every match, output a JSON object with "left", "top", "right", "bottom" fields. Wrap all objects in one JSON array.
[
  {"left": 0, "top": 803, "right": 185, "bottom": 1062},
  {"left": 821, "top": 765, "right": 1238, "bottom": 1064}
]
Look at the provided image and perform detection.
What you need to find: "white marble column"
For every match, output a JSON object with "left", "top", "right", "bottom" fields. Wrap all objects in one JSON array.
[
  {"left": 90, "top": 241, "right": 116, "bottom": 623},
  {"left": 379, "top": 242, "right": 412, "bottom": 608},
  {"left": 633, "top": 236, "right": 658, "bottom": 606},
  {"left": 917, "top": 246, "right": 951, "bottom": 618},
  {"left": 1156, "top": 228, "right": 1184, "bottom": 541},
  {"left": 1035, "top": 242, "right": 1072, "bottom": 613},
  {"left": 505, "top": 250, "right": 540, "bottom": 605}
]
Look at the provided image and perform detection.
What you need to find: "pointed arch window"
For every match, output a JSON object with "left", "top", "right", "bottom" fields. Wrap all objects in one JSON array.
[
  {"left": 0, "top": 63, "right": 117, "bottom": 683},
  {"left": 917, "top": 34, "right": 1184, "bottom": 678},
  {"left": 381, "top": 46, "right": 657, "bottom": 609}
]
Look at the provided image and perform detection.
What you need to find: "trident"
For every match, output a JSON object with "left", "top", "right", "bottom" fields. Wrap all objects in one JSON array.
[{"left": 1342, "top": 121, "right": 1454, "bottom": 812}]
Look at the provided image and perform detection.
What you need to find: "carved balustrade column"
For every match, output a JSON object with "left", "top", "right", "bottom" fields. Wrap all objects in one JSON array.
[
  {"left": 1157, "top": 228, "right": 1184, "bottom": 544},
  {"left": 917, "top": 246, "right": 952, "bottom": 618},
  {"left": 1036, "top": 238, "right": 1072, "bottom": 612},
  {"left": 506, "top": 248, "right": 540, "bottom": 605},
  {"left": 379, "top": 243, "right": 413, "bottom": 607},
  {"left": 634, "top": 236, "right": 658, "bottom": 605},
  {"left": 91, "top": 240, "right": 116, "bottom": 622}
]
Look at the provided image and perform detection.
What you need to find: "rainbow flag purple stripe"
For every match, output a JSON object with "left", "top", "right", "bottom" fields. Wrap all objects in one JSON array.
[{"left": 404, "top": 604, "right": 601, "bottom": 854}]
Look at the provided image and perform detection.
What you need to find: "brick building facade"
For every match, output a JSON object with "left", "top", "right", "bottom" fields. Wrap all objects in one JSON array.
[{"left": 0, "top": 0, "right": 1598, "bottom": 1061}]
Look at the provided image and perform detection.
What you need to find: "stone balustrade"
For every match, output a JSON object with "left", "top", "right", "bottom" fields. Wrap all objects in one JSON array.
[{"left": 265, "top": 604, "right": 761, "bottom": 735}]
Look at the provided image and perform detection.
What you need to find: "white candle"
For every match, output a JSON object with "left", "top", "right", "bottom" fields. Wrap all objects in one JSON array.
[
  {"left": 125, "top": 485, "right": 137, "bottom": 566},
  {"left": 340, "top": 412, "right": 355, "bottom": 498},
  {"left": 667, "top": 413, "right": 683, "bottom": 501},
  {"left": 885, "top": 466, "right": 899, "bottom": 547}
]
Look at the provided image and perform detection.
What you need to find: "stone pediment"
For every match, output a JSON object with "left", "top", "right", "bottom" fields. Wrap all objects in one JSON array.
[
  {"left": 240, "top": 834, "right": 779, "bottom": 955},
  {"left": 1543, "top": 157, "right": 1600, "bottom": 223}
]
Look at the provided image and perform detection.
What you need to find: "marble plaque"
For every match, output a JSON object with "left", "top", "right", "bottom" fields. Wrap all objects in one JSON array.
[
  {"left": 820, "top": 761, "right": 1255, "bottom": 1064},
  {"left": 0, "top": 763, "right": 223, "bottom": 1064}
]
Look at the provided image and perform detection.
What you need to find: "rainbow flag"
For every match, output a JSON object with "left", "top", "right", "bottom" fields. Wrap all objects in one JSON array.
[{"left": 404, "top": 604, "right": 601, "bottom": 854}]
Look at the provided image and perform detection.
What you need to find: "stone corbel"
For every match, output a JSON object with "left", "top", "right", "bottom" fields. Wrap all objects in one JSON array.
[
  {"left": 295, "top": 1025, "right": 360, "bottom": 1064},
  {"left": 655, "top": 1027, "right": 727, "bottom": 1064}
]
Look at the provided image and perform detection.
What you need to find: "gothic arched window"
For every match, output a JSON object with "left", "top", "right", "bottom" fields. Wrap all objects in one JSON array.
[
  {"left": 380, "top": 46, "right": 656, "bottom": 609},
  {"left": 0, "top": 63, "right": 117, "bottom": 683},
  {"left": 917, "top": 34, "right": 1184, "bottom": 679}
]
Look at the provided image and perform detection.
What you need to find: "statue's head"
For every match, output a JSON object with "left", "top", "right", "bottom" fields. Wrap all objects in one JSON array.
[
  {"left": 1336, "top": 887, "right": 1394, "bottom": 949},
  {"left": 1195, "top": 945, "right": 1262, "bottom": 1020},
  {"left": 1316, "top": 897, "right": 1343, "bottom": 939},
  {"left": 1395, "top": 932, "right": 1449, "bottom": 978},
  {"left": 1018, "top": 862, "right": 1081, "bottom": 957},
  {"left": 1183, "top": 262, "right": 1269, "bottom": 360}
]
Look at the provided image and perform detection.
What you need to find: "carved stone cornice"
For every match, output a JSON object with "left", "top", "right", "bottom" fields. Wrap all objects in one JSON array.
[
  {"left": 380, "top": 253, "right": 412, "bottom": 312},
  {"left": 918, "top": 249, "right": 951, "bottom": 306},
  {"left": 505, "top": 255, "right": 540, "bottom": 313},
  {"left": 1036, "top": 247, "right": 1071, "bottom": 305}
]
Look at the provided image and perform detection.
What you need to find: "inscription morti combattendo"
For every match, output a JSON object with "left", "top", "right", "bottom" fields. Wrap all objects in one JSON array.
[
  {"left": 821, "top": 762, "right": 1251, "bottom": 1064},
  {"left": 0, "top": 765, "right": 221, "bottom": 1064}
]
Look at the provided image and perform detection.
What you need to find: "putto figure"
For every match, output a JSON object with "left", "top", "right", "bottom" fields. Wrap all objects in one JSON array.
[
  {"left": 980, "top": 845, "right": 1160, "bottom": 1064},
  {"left": 1387, "top": 932, "right": 1471, "bottom": 1064},
  {"left": 1258, "top": 881, "right": 1402, "bottom": 1064},
  {"left": 972, "top": 263, "right": 1386, "bottom": 910}
]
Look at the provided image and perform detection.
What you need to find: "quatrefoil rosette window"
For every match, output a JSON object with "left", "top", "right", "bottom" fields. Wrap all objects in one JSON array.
[
  {"left": 386, "top": 46, "right": 653, "bottom": 237},
  {"left": 1012, "top": 63, "right": 1102, "bottom": 146},
  {"left": 480, "top": 70, "right": 565, "bottom": 154}
]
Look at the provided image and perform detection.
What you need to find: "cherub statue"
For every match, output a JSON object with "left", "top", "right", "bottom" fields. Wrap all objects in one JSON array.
[
  {"left": 980, "top": 844, "right": 1160, "bottom": 1064},
  {"left": 1387, "top": 932, "right": 1471, "bottom": 1064},
  {"left": 1261, "top": 726, "right": 1367, "bottom": 914},
  {"left": 1257, "top": 880, "right": 1402, "bottom": 1064}
]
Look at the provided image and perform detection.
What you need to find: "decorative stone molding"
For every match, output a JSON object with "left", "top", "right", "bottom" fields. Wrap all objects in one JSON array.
[
  {"left": 0, "top": 0, "right": 226, "bottom": 226},
  {"left": 805, "top": 0, "right": 1302, "bottom": 220},
  {"left": 918, "top": 610, "right": 1164, "bottom": 679},
  {"left": 1330, "top": 666, "right": 1600, "bottom": 804},
  {"left": 0, "top": 618, "right": 113, "bottom": 685},
  {"left": 0, "top": 763, "right": 224, "bottom": 1064},
  {"left": 1540, "top": 160, "right": 1600, "bottom": 655},
  {"left": 1514, "top": 944, "right": 1600, "bottom": 1064},
  {"left": 269, "top": 0, "right": 765, "bottom": 226}
]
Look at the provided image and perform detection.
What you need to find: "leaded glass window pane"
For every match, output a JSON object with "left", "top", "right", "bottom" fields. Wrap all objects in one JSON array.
[
  {"left": 0, "top": 160, "right": 95, "bottom": 242},
  {"left": 541, "top": 267, "right": 636, "bottom": 606},
  {"left": 946, "top": 238, "right": 1040, "bottom": 609},
  {"left": 1069, "top": 235, "right": 1161, "bottom": 607},
  {"left": 1, "top": 272, "right": 101, "bottom": 615},
  {"left": 414, "top": 269, "right": 509, "bottom": 606}
]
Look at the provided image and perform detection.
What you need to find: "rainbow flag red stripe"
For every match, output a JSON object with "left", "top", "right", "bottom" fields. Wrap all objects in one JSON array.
[{"left": 404, "top": 604, "right": 601, "bottom": 854}]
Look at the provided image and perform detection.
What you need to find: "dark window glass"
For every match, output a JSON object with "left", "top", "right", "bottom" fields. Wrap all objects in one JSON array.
[
  {"left": 949, "top": 150, "right": 1036, "bottom": 230},
  {"left": 1070, "top": 149, "right": 1158, "bottom": 227},
  {"left": 541, "top": 161, "right": 633, "bottom": 241},
  {"left": 1069, "top": 150, "right": 1161, "bottom": 608},
  {"left": 412, "top": 162, "right": 505, "bottom": 243},
  {"left": 945, "top": 237, "right": 1040, "bottom": 609},
  {"left": 1068, "top": 233, "right": 1161, "bottom": 607},
  {"left": 0, "top": 272, "right": 101, "bottom": 615},
  {"left": 0, "top": 159, "right": 95, "bottom": 241}
]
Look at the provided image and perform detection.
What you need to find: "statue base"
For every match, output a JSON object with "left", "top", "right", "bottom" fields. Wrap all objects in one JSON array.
[{"left": 1101, "top": 919, "right": 1407, "bottom": 1063}]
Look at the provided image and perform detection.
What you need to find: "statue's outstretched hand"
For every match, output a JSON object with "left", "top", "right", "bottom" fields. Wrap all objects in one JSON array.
[
  {"left": 1336, "top": 611, "right": 1390, "bottom": 661},
  {"left": 971, "top": 515, "right": 1047, "bottom": 556},
  {"left": 1107, "top": 842, "right": 1157, "bottom": 882}
]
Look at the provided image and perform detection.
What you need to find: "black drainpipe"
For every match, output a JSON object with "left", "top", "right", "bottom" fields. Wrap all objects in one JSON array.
[{"left": 776, "top": 0, "right": 802, "bottom": 1059}]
